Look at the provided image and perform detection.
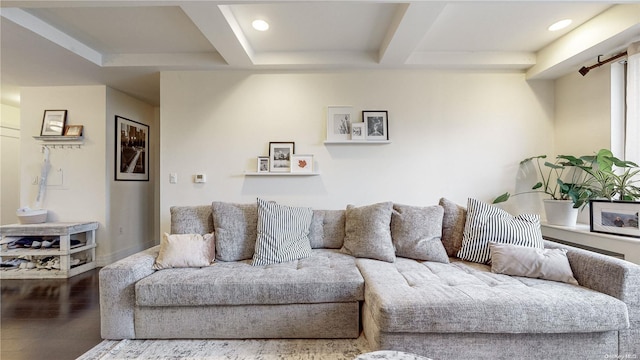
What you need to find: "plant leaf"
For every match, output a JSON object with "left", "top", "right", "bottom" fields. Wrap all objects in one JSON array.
[{"left": 493, "top": 192, "right": 510, "bottom": 204}]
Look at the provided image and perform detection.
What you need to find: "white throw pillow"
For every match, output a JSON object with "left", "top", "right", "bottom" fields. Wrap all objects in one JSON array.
[
  {"left": 153, "top": 233, "right": 215, "bottom": 269},
  {"left": 457, "top": 198, "right": 544, "bottom": 264},
  {"left": 252, "top": 198, "right": 313, "bottom": 266},
  {"left": 489, "top": 242, "right": 579, "bottom": 285}
]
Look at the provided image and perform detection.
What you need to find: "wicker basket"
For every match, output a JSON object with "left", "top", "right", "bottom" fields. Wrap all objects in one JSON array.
[{"left": 16, "top": 209, "right": 48, "bottom": 224}]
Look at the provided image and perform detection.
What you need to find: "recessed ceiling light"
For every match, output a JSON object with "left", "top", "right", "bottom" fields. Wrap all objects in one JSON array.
[
  {"left": 252, "top": 19, "right": 269, "bottom": 31},
  {"left": 548, "top": 19, "right": 572, "bottom": 32}
]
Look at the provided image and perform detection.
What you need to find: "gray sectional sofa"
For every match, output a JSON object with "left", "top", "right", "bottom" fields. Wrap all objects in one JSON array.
[{"left": 99, "top": 200, "right": 640, "bottom": 360}]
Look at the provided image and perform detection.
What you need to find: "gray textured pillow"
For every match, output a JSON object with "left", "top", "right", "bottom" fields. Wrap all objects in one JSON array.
[
  {"left": 170, "top": 205, "right": 213, "bottom": 234},
  {"left": 489, "top": 242, "right": 579, "bottom": 285},
  {"left": 341, "top": 202, "right": 395, "bottom": 262},
  {"left": 457, "top": 198, "right": 544, "bottom": 264},
  {"left": 252, "top": 198, "right": 313, "bottom": 266},
  {"left": 391, "top": 204, "right": 449, "bottom": 263},
  {"left": 211, "top": 202, "right": 257, "bottom": 261},
  {"left": 439, "top": 198, "right": 467, "bottom": 257}
]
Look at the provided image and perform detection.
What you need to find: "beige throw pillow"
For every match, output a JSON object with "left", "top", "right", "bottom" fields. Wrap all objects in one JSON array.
[
  {"left": 391, "top": 203, "right": 449, "bottom": 263},
  {"left": 153, "top": 233, "right": 215, "bottom": 270},
  {"left": 489, "top": 242, "right": 578, "bottom": 285}
]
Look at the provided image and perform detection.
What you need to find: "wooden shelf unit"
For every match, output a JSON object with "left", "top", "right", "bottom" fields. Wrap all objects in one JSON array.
[{"left": 0, "top": 222, "right": 98, "bottom": 279}]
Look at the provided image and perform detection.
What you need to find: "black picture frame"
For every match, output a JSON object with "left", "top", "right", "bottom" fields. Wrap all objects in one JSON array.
[
  {"left": 115, "top": 115, "right": 149, "bottom": 181},
  {"left": 40, "top": 110, "right": 67, "bottom": 136},
  {"left": 362, "top": 110, "right": 389, "bottom": 140},
  {"left": 269, "top": 142, "right": 295, "bottom": 172},
  {"left": 590, "top": 200, "right": 640, "bottom": 238}
]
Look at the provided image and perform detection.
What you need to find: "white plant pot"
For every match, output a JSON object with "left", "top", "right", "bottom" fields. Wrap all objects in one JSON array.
[{"left": 543, "top": 199, "right": 579, "bottom": 226}]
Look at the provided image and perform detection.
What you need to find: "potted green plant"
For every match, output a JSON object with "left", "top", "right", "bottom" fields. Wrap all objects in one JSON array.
[
  {"left": 578, "top": 149, "right": 640, "bottom": 201},
  {"left": 493, "top": 154, "right": 594, "bottom": 226}
]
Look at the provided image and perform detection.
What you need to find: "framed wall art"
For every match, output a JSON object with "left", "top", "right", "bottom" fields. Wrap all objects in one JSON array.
[
  {"left": 326, "top": 106, "right": 353, "bottom": 141},
  {"left": 40, "top": 110, "right": 67, "bottom": 136},
  {"left": 269, "top": 142, "right": 295, "bottom": 172},
  {"left": 590, "top": 200, "right": 640, "bottom": 238},
  {"left": 363, "top": 110, "right": 388, "bottom": 140},
  {"left": 115, "top": 115, "right": 149, "bottom": 181},
  {"left": 64, "top": 125, "right": 84, "bottom": 137},
  {"left": 291, "top": 154, "right": 314, "bottom": 173},
  {"left": 351, "top": 123, "right": 365, "bottom": 140},
  {"left": 257, "top": 156, "right": 270, "bottom": 173}
]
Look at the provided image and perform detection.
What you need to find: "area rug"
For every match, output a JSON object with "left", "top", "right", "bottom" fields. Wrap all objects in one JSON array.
[{"left": 77, "top": 335, "right": 371, "bottom": 360}]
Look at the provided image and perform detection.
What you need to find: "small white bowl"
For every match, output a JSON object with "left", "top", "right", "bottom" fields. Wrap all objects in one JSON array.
[{"left": 16, "top": 209, "right": 48, "bottom": 224}]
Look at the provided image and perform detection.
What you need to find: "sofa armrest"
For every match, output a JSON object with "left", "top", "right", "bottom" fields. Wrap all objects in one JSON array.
[
  {"left": 99, "top": 246, "right": 159, "bottom": 339},
  {"left": 544, "top": 240, "right": 640, "bottom": 327}
]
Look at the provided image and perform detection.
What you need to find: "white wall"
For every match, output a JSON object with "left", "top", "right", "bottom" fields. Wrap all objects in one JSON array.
[
  {"left": 160, "top": 70, "right": 556, "bottom": 232},
  {"left": 19, "top": 86, "right": 157, "bottom": 265},
  {"left": 1, "top": 103, "right": 21, "bottom": 225},
  {"left": 555, "top": 64, "right": 612, "bottom": 155}
]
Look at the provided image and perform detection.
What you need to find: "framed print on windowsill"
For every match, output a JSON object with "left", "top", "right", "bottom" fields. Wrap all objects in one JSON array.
[
  {"left": 116, "top": 115, "right": 149, "bottom": 181},
  {"left": 269, "top": 142, "right": 295, "bottom": 172},
  {"left": 326, "top": 106, "right": 354, "bottom": 141},
  {"left": 363, "top": 110, "right": 388, "bottom": 141},
  {"left": 590, "top": 200, "right": 640, "bottom": 238},
  {"left": 40, "top": 110, "right": 67, "bottom": 136}
]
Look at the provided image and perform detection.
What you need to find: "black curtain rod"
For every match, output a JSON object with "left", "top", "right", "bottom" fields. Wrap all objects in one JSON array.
[{"left": 579, "top": 51, "right": 628, "bottom": 76}]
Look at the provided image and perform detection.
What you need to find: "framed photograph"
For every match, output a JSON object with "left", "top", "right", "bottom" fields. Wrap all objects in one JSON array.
[
  {"left": 269, "top": 142, "right": 295, "bottom": 172},
  {"left": 257, "top": 156, "right": 270, "bottom": 173},
  {"left": 590, "top": 200, "right": 640, "bottom": 238},
  {"left": 326, "top": 106, "right": 353, "bottom": 141},
  {"left": 291, "top": 154, "right": 314, "bottom": 173},
  {"left": 351, "top": 123, "right": 365, "bottom": 140},
  {"left": 363, "top": 110, "right": 389, "bottom": 140},
  {"left": 64, "top": 125, "right": 83, "bottom": 137},
  {"left": 115, "top": 115, "right": 149, "bottom": 181},
  {"left": 40, "top": 110, "right": 67, "bottom": 136}
]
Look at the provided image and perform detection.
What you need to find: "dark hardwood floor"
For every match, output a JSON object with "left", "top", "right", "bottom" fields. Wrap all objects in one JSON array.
[{"left": 1, "top": 268, "right": 102, "bottom": 360}]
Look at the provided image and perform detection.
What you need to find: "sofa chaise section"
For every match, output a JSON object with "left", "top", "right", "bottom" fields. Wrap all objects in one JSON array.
[{"left": 359, "top": 241, "right": 639, "bottom": 360}]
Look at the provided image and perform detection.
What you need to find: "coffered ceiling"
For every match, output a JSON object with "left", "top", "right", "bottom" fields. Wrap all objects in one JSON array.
[{"left": 1, "top": 1, "right": 639, "bottom": 106}]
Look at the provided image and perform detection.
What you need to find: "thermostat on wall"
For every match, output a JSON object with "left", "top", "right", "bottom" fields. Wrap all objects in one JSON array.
[{"left": 194, "top": 174, "right": 206, "bottom": 183}]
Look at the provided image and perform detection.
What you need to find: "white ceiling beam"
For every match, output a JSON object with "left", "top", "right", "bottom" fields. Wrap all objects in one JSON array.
[
  {"left": 0, "top": 7, "right": 103, "bottom": 66},
  {"left": 527, "top": 4, "right": 640, "bottom": 79},
  {"left": 252, "top": 51, "right": 378, "bottom": 67},
  {"left": 407, "top": 51, "right": 536, "bottom": 69},
  {"left": 378, "top": 2, "right": 446, "bottom": 65},
  {"left": 181, "top": 4, "right": 254, "bottom": 66},
  {"left": 102, "top": 53, "right": 227, "bottom": 67}
]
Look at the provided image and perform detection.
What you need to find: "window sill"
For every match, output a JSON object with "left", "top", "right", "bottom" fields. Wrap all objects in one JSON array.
[{"left": 541, "top": 222, "right": 640, "bottom": 265}]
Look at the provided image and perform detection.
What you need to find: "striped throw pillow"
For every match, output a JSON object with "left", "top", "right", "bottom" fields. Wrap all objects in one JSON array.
[
  {"left": 457, "top": 198, "right": 544, "bottom": 264},
  {"left": 252, "top": 198, "right": 313, "bottom": 266}
]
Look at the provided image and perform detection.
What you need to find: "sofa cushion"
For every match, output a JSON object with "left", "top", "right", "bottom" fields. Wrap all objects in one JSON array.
[
  {"left": 391, "top": 204, "right": 448, "bottom": 263},
  {"left": 489, "top": 242, "right": 579, "bottom": 285},
  {"left": 357, "top": 257, "right": 629, "bottom": 334},
  {"left": 136, "top": 249, "right": 364, "bottom": 306},
  {"left": 309, "top": 210, "right": 345, "bottom": 249},
  {"left": 341, "top": 202, "right": 395, "bottom": 262},
  {"left": 170, "top": 205, "right": 213, "bottom": 235},
  {"left": 439, "top": 198, "right": 466, "bottom": 257},
  {"left": 252, "top": 198, "right": 313, "bottom": 266},
  {"left": 153, "top": 233, "right": 215, "bottom": 269},
  {"left": 211, "top": 202, "right": 257, "bottom": 261},
  {"left": 457, "top": 198, "right": 543, "bottom": 264}
]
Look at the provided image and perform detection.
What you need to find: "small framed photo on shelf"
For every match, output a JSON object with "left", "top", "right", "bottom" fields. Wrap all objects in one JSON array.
[
  {"left": 40, "top": 110, "right": 67, "bottom": 136},
  {"left": 291, "top": 154, "right": 314, "bottom": 173},
  {"left": 363, "top": 110, "right": 388, "bottom": 140},
  {"left": 64, "top": 125, "right": 84, "bottom": 137},
  {"left": 590, "top": 200, "right": 640, "bottom": 238},
  {"left": 257, "top": 156, "right": 270, "bottom": 173},
  {"left": 351, "top": 123, "right": 365, "bottom": 140},
  {"left": 327, "top": 106, "right": 353, "bottom": 141},
  {"left": 269, "top": 142, "right": 295, "bottom": 172}
]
